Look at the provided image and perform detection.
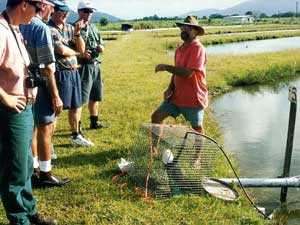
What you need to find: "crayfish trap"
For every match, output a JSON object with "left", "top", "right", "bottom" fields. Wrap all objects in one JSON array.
[{"left": 127, "top": 123, "right": 219, "bottom": 199}]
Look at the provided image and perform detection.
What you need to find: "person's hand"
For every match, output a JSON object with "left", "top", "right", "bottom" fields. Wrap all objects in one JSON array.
[
  {"left": 163, "top": 88, "right": 173, "bottom": 101},
  {"left": 79, "top": 50, "right": 92, "bottom": 59},
  {"left": 155, "top": 64, "right": 167, "bottom": 73},
  {"left": 96, "top": 45, "right": 104, "bottom": 53},
  {"left": 52, "top": 96, "right": 63, "bottom": 116},
  {"left": 2, "top": 95, "right": 26, "bottom": 113},
  {"left": 74, "top": 20, "right": 85, "bottom": 35}
]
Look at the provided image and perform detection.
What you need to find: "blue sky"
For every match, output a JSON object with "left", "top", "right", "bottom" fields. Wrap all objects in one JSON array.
[{"left": 67, "top": 0, "right": 248, "bottom": 20}]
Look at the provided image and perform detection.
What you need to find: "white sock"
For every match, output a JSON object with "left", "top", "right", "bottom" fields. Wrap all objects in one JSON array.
[
  {"left": 39, "top": 160, "right": 52, "bottom": 172},
  {"left": 33, "top": 156, "right": 39, "bottom": 169}
]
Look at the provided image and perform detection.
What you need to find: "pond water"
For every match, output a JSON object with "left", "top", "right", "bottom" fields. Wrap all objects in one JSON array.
[
  {"left": 206, "top": 36, "right": 300, "bottom": 55},
  {"left": 211, "top": 79, "right": 300, "bottom": 223}
]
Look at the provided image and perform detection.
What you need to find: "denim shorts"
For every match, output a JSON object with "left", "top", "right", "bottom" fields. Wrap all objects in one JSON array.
[
  {"left": 33, "top": 86, "right": 55, "bottom": 125},
  {"left": 158, "top": 101, "right": 204, "bottom": 127},
  {"left": 79, "top": 63, "right": 103, "bottom": 104},
  {"left": 55, "top": 70, "right": 82, "bottom": 109}
]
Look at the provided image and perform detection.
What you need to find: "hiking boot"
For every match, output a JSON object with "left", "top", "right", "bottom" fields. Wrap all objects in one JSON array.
[
  {"left": 90, "top": 122, "right": 109, "bottom": 129},
  {"left": 28, "top": 213, "right": 57, "bottom": 225},
  {"left": 71, "top": 134, "right": 94, "bottom": 147},
  {"left": 39, "top": 171, "right": 70, "bottom": 187},
  {"left": 90, "top": 115, "right": 108, "bottom": 129},
  {"left": 51, "top": 144, "right": 57, "bottom": 160},
  {"left": 31, "top": 168, "right": 40, "bottom": 188}
]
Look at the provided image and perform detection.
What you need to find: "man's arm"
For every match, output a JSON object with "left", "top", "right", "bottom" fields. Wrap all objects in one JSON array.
[
  {"left": 163, "top": 75, "right": 175, "bottom": 101},
  {"left": 73, "top": 20, "right": 85, "bottom": 54},
  {"left": 40, "top": 63, "right": 63, "bottom": 115},
  {"left": 96, "top": 44, "right": 104, "bottom": 53},
  {"left": 155, "top": 64, "right": 194, "bottom": 78}
]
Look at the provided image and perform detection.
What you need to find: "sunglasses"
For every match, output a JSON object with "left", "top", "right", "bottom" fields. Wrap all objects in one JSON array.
[
  {"left": 82, "top": 8, "right": 94, "bottom": 13},
  {"left": 26, "top": 1, "right": 42, "bottom": 14}
]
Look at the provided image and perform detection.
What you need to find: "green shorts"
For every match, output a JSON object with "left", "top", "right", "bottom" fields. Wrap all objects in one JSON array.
[
  {"left": 158, "top": 101, "right": 204, "bottom": 127},
  {"left": 79, "top": 63, "right": 103, "bottom": 104}
]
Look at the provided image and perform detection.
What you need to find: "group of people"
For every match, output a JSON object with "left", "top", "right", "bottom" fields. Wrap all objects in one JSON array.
[
  {"left": 0, "top": 0, "right": 208, "bottom": 222},
  {"left": 0, "top": 0, "right": 106, "bottom": 224}
]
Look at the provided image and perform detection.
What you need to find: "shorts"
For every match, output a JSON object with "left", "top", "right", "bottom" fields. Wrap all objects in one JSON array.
[
  {"left": 158, "top": 101, "right": 204, "bottom": 127},
  {"left": 79, "top": 63, "right": 103, "bottom": 104},
  {"left": 55, "top": 69, "right": 82, "bottom": 109},
  {"left": 33, "top": 86, "right": 55, "bottom": 124}
]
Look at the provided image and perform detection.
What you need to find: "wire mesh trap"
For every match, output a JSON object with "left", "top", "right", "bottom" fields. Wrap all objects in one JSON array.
[{"left": 127, "top": 123, "right": 220, "bottom": 199}]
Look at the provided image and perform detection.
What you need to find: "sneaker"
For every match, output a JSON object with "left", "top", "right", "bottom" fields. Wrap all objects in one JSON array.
[
  {"left": 90, "top": 122, "right": 109, "bottom": 129},
  {"left": 28, "top": 213, "right": 57, "bottom": 225},
  {"left": 79, "top": 121, "right": 85, "bottom": 137},
  {"left": 39, "top": 171, "right": 70, "bottom": 188},
  {"left": 71, "top": 134, "right": 94, "bottom": 147},
  {"left": 51, "top": 144, "right": 57, "bottom": 160}
]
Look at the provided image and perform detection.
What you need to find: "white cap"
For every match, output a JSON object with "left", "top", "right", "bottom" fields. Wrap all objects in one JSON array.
[{"left": 78, "top": 0, "right": 96, "bottom": 11}]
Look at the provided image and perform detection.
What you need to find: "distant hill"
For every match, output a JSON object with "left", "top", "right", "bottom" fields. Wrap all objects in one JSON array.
[
  {"left": 182, "top": 0, "right": 298, "bottom": 17},
  {"left": 0, "top": 1, "right": 122, "bottom": 23},
  {"left": 67, "top": 10, "right": 121, "bottom": 23}
]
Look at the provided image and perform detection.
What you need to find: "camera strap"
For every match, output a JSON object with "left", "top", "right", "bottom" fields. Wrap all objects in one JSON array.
[
  {"left": 2, "top": 11, "right": 30, "bottom": 66},
  {"left": 89, "top": 24, "right": 101, "bottom": 46}
]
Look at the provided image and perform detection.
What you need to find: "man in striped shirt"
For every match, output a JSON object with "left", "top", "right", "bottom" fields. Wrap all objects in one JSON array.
[{"left": 48, "top": 1, "right": 94, "bottom": 147}]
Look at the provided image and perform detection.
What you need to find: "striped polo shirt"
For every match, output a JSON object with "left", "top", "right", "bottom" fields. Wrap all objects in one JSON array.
[{"left": 47, "top": 19, "right": 78, "bottom": 70}]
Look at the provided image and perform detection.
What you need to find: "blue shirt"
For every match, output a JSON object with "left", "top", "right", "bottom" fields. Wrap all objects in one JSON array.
[{"left": 20, "top": 16, "right": 55, "bottom": 66}]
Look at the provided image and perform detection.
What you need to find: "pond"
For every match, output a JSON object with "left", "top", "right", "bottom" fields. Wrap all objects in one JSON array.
[
  {"left": 211, "top": 79, "right": 300, "bottom": 223},
  {"left": 206, "top": 36, "right": 300, "bottom": 55}
]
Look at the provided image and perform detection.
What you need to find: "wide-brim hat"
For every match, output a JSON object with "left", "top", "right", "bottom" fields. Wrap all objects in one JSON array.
[
  {"left": 78, "top": 0, "right": 96, "bottom": 12},
  {"left": 175, "top": 15, "right": 205, "bottom": 36}
]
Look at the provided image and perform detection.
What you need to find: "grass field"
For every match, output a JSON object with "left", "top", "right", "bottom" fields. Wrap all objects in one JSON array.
[
  {"left": 97, "top": 17, "right": 300, "bottom": 31},
  {"left": 1, "top": 24, "right": 300, "bottom": 224}
]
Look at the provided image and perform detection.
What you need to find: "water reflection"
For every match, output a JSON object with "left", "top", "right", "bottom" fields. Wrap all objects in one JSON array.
[
  {"left": 211, "top": 79, "right": 300, "bottom": 220},
  {"left": 206, "top": 36, "right": 300, "bottom": 55}
]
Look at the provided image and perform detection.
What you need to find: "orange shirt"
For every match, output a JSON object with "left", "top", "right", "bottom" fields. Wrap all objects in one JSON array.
[
  {"left": 0, "top": 15, "right": 36, "bottom": 98},
  {"left": 171, "top": 39, "right": 208, "bottom": 108}
]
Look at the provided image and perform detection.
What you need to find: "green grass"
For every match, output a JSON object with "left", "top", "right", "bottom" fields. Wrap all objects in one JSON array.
[
  {"left": 2, "top": 25, "right": 300, "bottom": 224},
  {"left": 97, "top": 17, "right": 300, "bottom": 31}
]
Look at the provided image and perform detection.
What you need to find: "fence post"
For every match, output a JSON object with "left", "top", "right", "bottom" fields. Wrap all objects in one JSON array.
[{"left": 280, "top": 86, "right": 297, "bottom": 203}]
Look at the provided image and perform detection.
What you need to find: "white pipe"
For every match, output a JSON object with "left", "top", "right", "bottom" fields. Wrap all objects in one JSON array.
[{"left": 219, "top": 176, "right": 300, "bottom": 187}]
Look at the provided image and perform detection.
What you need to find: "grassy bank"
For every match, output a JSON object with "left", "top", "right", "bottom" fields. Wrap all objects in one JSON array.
[
  {"left": 165, "top": 30, "right": 300, "bottom": 48},
  {"left": 2, "top": 27, "right": 300, "bottom": 224}
]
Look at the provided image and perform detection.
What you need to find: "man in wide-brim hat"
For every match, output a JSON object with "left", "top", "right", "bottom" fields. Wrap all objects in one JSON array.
[
  {"left": 151, "top": 16, "right": 208, "bottom": 164},
  {"left": 175, "top": 15, "right": 205, "bottom": 36}
]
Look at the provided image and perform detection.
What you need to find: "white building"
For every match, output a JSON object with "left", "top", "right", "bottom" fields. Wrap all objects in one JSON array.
[{"left": 223, "top": 15, "right": 255, "bottom": 23}]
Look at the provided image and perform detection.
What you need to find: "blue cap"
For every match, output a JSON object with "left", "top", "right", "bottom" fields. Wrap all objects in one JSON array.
[
  {"left": 48, "top": 0, "right": 64, "bottom": 6},
  {"left": 54, "top": 0, "right": 70, "bottom": 11}
]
